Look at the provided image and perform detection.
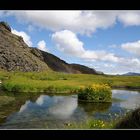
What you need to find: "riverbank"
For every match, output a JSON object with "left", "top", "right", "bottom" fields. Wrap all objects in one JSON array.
[
  {"left": 112, "top": 86, "right": 140, "bottom": 90},
  {"left": 0, "top": 71, "right": 140, "bottom": 93},
  {"left": 115, "top": 107, "right": 140, "bottom": 129}
]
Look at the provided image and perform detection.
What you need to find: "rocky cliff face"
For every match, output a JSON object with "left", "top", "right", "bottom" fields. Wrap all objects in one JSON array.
[
  {"left": 0, "top": 22, "right": 49, "bottom": 72},
  {"left": 0, "top": 21, "right": 102, "bottom": 74}
]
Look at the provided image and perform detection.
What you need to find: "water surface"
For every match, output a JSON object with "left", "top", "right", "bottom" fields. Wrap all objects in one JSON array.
[{"left": 0, "top": 89, "right": 140, "bottom": 129}]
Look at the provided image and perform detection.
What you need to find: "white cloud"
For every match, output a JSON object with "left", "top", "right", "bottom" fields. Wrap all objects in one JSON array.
[
  {"left": 104, "top": 63, "right": 115, "bottom": 68},
  {"left": 120, "top": 58, "right": 140, "bottom": 68},
  {"left": 3, "top": 10, "right": 140, "bottom": 35},
  {"left": 3, "top": 10, "right": 140, "bottom": 74},
  {"left": 102, "top": 57, "right": 140, "bottom": 74},
  {"left": 52, "top": 30, "right": 140, "bottom": 74},
  {"left": 52, "top": 30, "right": 85, "bottom": 56},
  {"left": 12, "top": 29, "right": 33, "bottom": 47},
  {"left": 83, "top": 50, "right": 119, "bottom": 62},
  {"left": 118, "top": 11, "right": 140, "bottom": 26},
  {"left": 52, "top": 30, "right": 119, "bottom": 63},
  {"left": 121, "top": 40, "right": 140, "bottom": 56},
  {"left": 37, "top": 40, "right": 48, "bottom": 52},
  {"left": 0, "top": 10, "right": 118, "bottom": 35}
]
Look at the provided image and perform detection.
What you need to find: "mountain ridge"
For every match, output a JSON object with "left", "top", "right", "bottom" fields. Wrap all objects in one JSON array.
[
  {"left": 0, "top": 21, "right": 102, "bottom": 75},
  {"left": 122, "top": 72, "right": 140, "bottom": 76}
]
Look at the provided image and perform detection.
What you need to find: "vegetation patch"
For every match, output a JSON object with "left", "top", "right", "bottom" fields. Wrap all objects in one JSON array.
[
  {"left": 1, "top": 71, "right": 140, "bottom": 93},
  {"left": 77, "top": 84, "right": 112, "bottom": 102},
  {"left": 64, "top": 119, "right": 115, "bottom": 129}
]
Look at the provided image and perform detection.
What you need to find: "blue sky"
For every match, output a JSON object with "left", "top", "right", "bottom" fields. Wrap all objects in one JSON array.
[{"left": 1, "top": 10, "right": 140, "bottom": 74}]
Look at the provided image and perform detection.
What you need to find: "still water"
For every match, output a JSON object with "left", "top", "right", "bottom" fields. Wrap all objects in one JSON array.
[{"left": 0, "top": 89, "right": 140, "bottom": 129}]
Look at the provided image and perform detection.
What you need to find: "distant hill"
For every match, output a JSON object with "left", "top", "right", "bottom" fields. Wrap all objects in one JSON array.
[
  {"left": 0, "top": 21, "right": 102, "bottom": 75},
  {"left": 122, "top": 72, "right": 140, "bottom": 76}
]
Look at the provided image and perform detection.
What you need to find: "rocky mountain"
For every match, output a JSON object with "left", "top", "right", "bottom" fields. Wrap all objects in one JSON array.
[
  {"left": 0, "top": 21, "right": 49, "bottom": 72},
  {"left": 0, "top": 21, "right": 102, "bottom": 74}
]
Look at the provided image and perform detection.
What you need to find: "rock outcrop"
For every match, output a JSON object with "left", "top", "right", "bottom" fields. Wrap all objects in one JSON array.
[{"left": 0, "top": 22, "right": 49, "bottom": 72}]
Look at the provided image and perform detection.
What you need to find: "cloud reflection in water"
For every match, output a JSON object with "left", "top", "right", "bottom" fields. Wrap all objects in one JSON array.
[{"left": 19, "top": 95, "right": 78, "bottom": 119}]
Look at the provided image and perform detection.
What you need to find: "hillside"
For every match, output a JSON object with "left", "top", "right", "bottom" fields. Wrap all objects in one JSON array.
[
  {"left": 70, "top": 64, "right": 98, "bottom": 74},
  {"left": 30, "top": 48, "right": 80, "bottom": 73},
  {"left": 0, "top": 21, "right": 49, "bottom": 72},
  {"left": 31, "top": 48, "right": 99, "bottom": 74},
  {"left": 0, "top": 21, "right": 101, "bottom": 74}
]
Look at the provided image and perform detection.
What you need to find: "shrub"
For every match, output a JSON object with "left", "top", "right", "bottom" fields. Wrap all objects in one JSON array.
[{"left": 77, "top": 84, "right": 112, "bottom": 102}]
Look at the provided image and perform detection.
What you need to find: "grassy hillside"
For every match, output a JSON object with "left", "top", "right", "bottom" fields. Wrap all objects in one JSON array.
[{"left": 1, "top": 70, "right": 140, "bottom": 93}]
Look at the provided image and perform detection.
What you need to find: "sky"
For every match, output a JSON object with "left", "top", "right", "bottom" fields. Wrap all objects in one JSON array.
[{"left": 0, "top": 10, "right": 140, "bottom": 74}]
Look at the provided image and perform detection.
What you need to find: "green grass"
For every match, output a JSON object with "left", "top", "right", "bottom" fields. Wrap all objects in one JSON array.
[
  {"left": 0, "top": 70, "right": 140, "bottom": 93},
  {"left": 0, "top": 70, "right": 139, "bottom": 129},
  {"left": 63, "top": 119, "right": 116, "bottom": 129}
]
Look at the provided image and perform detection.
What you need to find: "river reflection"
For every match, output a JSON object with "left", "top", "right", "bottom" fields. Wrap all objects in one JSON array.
[
  {"left": 0, "top": 89, "right": 140, "bottom": 128},
  {"left": 112, "top": 90, "right": 140, "bottom": 110},
  {"left": 19, "top": 95, "right": 78, "bottom": 119},
  {"left": 78, "top": 102, "right": 112, "bottom": 115}
]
